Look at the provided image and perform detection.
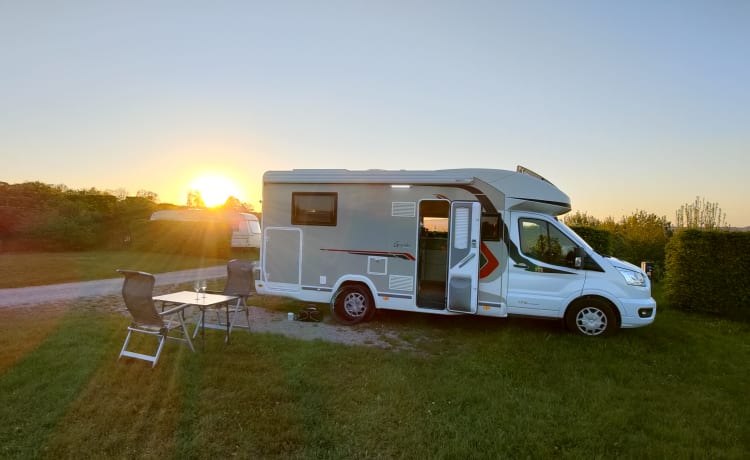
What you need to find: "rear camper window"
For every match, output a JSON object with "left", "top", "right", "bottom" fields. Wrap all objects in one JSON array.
[{"left": 292, "top": 192, "right": 338, "bottom": 226}]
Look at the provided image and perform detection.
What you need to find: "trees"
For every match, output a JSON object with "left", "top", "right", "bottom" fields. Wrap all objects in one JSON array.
[
  {"left": 219, "top": 195, "right": 253, "bottom": 213},
  {"left": 615, "top": 210, "right": 670, "bottom": 268},
  {"left": 136, "top": 189, "right": 159, "bottom": 202},
  {"left": 0, "top": 179, "right": 259, "bottom": 252},
  {"left": 675, "top": 196, "right": 728, "bottom": 230},
  {"left": 562, "top": 211, "right": 601, "bottom": 227},
  {"left": 186, "top": 189, "right": 205, "bottom": 208},
  {"left": 0, "top": 182, "right": 159, "bottom": 251},
  {"left": 566, "top": 209, "right": 669, "bottom": 275}
]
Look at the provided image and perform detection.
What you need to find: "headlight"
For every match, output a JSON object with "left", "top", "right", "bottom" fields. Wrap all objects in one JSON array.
[{"left": 617, "top": 268, "right": 646, "bottom": 286}]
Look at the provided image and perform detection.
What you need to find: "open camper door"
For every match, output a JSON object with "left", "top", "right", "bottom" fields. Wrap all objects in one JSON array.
[{"left": 447, "top": 201, "right": 481, "bottom": 313}]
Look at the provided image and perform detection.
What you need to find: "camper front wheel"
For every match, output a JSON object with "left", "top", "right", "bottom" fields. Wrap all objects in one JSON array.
[
  {"left": 331, "top": 284, "right": 374, "bottom": 325},
  {"left": 565, "top": 298, "right": 619, "bottom": 337}
]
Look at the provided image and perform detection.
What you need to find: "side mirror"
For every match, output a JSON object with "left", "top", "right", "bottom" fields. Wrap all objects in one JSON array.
[{"left": 574, "top": 247, "right": 587, "bottom": 269}]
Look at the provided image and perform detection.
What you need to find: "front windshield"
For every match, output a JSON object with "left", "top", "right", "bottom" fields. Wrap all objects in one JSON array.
[{"left": 555, "top": 219, "right": 596, "bottom": 253}]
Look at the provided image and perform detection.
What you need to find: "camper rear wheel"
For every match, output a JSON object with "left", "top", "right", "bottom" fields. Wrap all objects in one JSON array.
[
  {"left": 331, "top": 284, "right": 374, "bottom": 325},
  {"left": 565, "top": 297, "right": 619, "bottom": 337}
]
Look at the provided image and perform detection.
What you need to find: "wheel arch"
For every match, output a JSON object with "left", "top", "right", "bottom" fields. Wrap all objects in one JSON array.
[
  {"left": 565, "top": 294, "right": 622, "bottom": 328},
  {"left": 329, "top": 277, "right": 378, "bottom": 325},
  {"left": 330, "top": 276, "right": 378, "bottom": 306}
]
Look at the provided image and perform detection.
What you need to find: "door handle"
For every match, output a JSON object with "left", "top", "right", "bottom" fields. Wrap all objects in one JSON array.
[
  {"left": 513, "top": 263, "right": 528, "bottom": 269},
  {"left": 458, "top": 253, "right": 476, "bottom": 268}
]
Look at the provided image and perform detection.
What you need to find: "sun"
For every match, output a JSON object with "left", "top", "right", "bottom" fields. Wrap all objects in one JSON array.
[{"left": 190, "top": 174, "right": 243, "bottom": 208}]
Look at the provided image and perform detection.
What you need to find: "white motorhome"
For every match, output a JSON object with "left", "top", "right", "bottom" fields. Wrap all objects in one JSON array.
[
  {"left": 150, "top": 209, "right": 261, "bottom": 248},
  {"left": 255, "top": 167, "right": 656, "bottom": 336}
]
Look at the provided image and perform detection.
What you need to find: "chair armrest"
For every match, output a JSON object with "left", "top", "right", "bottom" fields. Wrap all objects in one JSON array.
[{"left": 159, "top": 303, "right": 189, "bottom": 316}]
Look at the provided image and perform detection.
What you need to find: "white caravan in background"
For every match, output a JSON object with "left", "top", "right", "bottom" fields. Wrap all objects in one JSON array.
[
  {"left": 255, "top": 167, "right": 656, "bottom": 336},
  {"left": 150, "top": 209, "right": 261, "bottom": 248}
]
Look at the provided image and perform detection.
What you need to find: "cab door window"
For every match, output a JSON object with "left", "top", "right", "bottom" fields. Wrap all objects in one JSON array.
[{"left": 519, "top": 219, "right": 577, "bottom": 267}]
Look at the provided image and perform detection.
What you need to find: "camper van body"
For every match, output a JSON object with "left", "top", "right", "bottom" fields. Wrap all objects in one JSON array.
[
  {"left": 150, "top": 210, "right": 261, "bottom": 248},
  {"left": 255, "top": 168, "right": 656, "bottom": 336}
]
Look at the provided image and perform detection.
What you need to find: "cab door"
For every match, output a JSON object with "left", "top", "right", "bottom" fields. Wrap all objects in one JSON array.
[
  {"left": 447, "top": 201, "right": 481, "bottom": 313},
  {"left": 506, "top": 214, "right": 586, "bottom": 317}
]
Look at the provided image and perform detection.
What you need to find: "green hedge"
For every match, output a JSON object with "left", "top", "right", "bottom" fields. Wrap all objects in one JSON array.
[
  {"left": 130, "top": 220, "right": 232, "bottom": 258},
  {"left": 665, "top": 230, "right": 750, "bottom": 321}
]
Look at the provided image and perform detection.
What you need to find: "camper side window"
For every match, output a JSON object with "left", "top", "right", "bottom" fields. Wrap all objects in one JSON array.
[{"left": 292, "top": 192, "right": 338, "bottom": 226}]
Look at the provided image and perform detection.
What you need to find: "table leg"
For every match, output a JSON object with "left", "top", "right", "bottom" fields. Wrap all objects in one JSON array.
[
  {"left": 201, "top": 308, "right": 206, "bottom": 350},
  {"left": 225, "top": 303, "right": 231, "bottom": 344}
]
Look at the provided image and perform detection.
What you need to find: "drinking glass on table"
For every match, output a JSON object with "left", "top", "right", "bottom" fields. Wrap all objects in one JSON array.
[
  {"left": 194, "top": 280, "right": 201, "bottom": 300},
  {"left": 200, "top": 280, "right": 207, "bottom": 299}
]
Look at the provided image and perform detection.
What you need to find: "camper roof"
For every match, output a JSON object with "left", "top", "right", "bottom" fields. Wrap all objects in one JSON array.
[
  {"left": 264, "top": 169, "right": 479, "bottom": 185},
  {"left": 262, "top": 168, "right": 530, "bottom": 185},
  {"left": 264, "top": 168, "right": 571, "bottom": 216}
]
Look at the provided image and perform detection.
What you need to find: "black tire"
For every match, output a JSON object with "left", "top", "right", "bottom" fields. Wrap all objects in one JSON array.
[
  {"left": 565, "top": 298, "right": 619, "bottom": 337},
  {"left": 330, "top": 284, "right": 374, "bottom": 325}
]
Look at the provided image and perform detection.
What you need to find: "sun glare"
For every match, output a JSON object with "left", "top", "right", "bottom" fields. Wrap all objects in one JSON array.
[{"left": 190, "top": 174, "right": 242, "bottom": 207}]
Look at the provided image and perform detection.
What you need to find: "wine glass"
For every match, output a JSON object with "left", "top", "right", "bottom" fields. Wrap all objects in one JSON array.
[
  {"left": 194, "top": 280, "right": 201, "bottom": 300},
  {"left": 200, "top": 280, "right": 207, "bottom": 299}
]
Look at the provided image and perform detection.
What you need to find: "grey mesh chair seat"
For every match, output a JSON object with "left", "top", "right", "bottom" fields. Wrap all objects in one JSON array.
[
  {"left": 117, "top": 269, "right": 195, "bottom": 367},
  {"left": 193, "top": 259, "right": 256, "bottom": 342}
]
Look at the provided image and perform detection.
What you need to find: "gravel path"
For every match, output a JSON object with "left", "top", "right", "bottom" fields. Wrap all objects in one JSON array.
[
  {"left": 0, "top": 267, "right": 416, "bottom": 351},
  {"left": 0, "top": 266, "right": 227, "bottom": 308}
]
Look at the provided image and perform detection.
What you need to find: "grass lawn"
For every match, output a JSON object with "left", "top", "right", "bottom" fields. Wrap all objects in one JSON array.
[
  {"left": 0, "top": 249, "right": 258, "bottom": 288},
  {"left": 0, "top": 283, "right": 748, "bottom": 459}
]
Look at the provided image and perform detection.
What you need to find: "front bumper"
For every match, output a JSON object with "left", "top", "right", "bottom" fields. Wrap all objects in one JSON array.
[{"left": 620, "top": 297, "right": 657, "bottom": 328}]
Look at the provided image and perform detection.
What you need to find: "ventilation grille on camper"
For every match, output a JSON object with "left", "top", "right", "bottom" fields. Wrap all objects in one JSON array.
[
  {"left": 389, "top": 275, "right": 414, "bottom": 291},
  {"left": 453, "top": 207, "right": 470, "bottom": 249},
  {"left": 392, "top": 202, "right": 416, "bottom": 218}
]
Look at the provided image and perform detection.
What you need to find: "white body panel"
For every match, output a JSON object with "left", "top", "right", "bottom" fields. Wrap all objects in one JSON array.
[{"left": 255, "top": 168, "right": 656, "bottom": 331}]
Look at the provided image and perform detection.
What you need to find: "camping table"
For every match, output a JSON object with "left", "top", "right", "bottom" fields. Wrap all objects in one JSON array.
[{"left": 153, "top": 291, "right": 239, "bottom": 347}]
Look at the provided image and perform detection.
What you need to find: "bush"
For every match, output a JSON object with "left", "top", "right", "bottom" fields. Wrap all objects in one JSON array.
[
  {"left": 27, "top": 210, "right": 103, "bottom": 251},
  {"left": 571, "top": 210, "right": 668, "bottom": 272},
  {"left": 665, "top": 230, "right": 750, "bottom": 321},
  {"left": 570, "top": 226, "right": 612, "bottom": 255},
  {"left": 0, "top": 182, "right": 157, "bottom": 253}
]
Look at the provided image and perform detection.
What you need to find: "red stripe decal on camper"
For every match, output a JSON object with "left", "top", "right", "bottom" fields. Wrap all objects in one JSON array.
[
  {"left": 321, "top": 249, "right": 416, "bottom": 261},
  {"left": 479, "top": 242, "right": 499, "bottom": 278}
]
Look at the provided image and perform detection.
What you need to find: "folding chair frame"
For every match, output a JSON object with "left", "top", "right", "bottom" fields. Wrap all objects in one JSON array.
[
  {"left": 119, "top": 304, "right": 195, "bottom": 367},
  {"left": 117, "top": 269, "right": 195, "bottom": 367},
  {"left": 192, "top": 259, "right": 255, "bottom": 343}
]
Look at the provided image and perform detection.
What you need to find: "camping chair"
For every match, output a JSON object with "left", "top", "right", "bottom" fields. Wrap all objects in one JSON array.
[
  {"left": 193, "top": 259, "right": 256, "bottom": 342},
  {"left": 117, "top": 269, "right": 195, "bottom": 367}
]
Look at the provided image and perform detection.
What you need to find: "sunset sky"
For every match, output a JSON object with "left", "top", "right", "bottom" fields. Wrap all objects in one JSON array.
[{"left": 2, "top": 1, "right": 748, "bottom": 225}]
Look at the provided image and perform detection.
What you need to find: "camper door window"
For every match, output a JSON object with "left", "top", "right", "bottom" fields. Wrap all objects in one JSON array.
[{"left": 292, "top": 192, "right": 338, "bottom": 226}]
